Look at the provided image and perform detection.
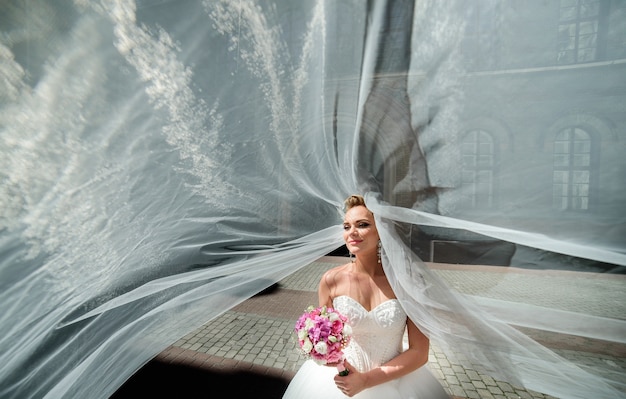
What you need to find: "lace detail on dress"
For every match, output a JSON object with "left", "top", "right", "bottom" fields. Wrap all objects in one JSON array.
[{"left": 333, "top": 295, "right": 407, "bottom": 373}]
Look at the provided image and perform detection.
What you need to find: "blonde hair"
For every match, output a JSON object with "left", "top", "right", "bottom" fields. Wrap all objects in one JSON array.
[{"left": 344, "top": 194, "right": 367, "bottom": 211}]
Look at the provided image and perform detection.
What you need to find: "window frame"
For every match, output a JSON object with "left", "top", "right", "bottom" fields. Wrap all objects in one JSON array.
[
  {"left": 556, "top": 0, "right": 609, "bottom": 64},
  {"left": 461, "top": 129, "right": 497, "bottom": 209},
  {"left": 552, "top": 127, "right": 594, "bottom": 211}
]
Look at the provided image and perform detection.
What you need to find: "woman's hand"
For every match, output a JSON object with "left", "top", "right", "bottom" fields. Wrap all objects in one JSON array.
[{"left": 333, "top": 360, "right": 367, "bottom": 397}]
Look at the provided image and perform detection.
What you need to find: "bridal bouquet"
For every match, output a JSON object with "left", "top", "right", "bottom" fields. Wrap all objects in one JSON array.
[{"left": 294, "top": 305, "right": 352, "bottom": 376}]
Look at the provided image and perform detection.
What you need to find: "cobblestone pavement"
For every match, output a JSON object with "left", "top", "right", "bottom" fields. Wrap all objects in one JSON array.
[{"left": 169, "top": 256, "right": 626, "bottom": 399}]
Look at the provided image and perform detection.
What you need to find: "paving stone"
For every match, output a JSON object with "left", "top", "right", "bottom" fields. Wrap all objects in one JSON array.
[
  {"left": 449, "top": 385, "right": 466, "bottom": 397},
  {"left": 483, "top": 374, "right": 498, "bottom": 386},
  {"left": 487, "top": 385, "right": 504, "bottom": 396},
  {"left": 451, "top": 364, "right": 465, "bottom": 374},
  {"left": 472, "top": 380, "right": 487, "bottom": 390},
  {"left": 466, "top": 369, "right": 481, "bottom": 381},
  {"left": 477, "top": 388, "right": 495, "bottom": 398},
  {"left": 446, "top": 375, "right": 460, "bottom": 386},
  {"left": 498, "top": 381, "right": 515, "bottom": 393}
]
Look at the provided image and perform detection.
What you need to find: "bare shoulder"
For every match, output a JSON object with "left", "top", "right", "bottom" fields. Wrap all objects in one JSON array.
[
  {"left": 319, "top": 263, "right": 350, "bottom": 290},
  {"left": 318, "top": 263, "right": 351, "bottom": 306},
  {"left": 322, "top": 262, "right": 351, "bottom": 280}
]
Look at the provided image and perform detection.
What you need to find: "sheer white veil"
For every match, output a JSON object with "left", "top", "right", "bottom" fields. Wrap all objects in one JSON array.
[{"left": 0, "top": 1, "right": 624, "bottom": 398}]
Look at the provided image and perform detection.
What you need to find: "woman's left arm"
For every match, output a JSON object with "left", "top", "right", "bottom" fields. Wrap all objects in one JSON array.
[{"left": 334, "top": 318, "right": 429, "bottom": 396}]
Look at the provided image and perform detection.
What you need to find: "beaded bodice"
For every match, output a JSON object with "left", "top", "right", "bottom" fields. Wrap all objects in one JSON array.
[{"left": 333, "top": 295, "right": 407, "bottom": 373}]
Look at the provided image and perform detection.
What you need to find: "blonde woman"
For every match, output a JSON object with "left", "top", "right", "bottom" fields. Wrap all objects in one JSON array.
[{"left": 283, "top": 195, "right": 449, "bottom": 398}]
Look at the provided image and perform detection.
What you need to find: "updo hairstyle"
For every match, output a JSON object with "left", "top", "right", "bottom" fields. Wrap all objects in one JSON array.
[{"left": 344, "top": 195, "right": 367, "bottom": 211}]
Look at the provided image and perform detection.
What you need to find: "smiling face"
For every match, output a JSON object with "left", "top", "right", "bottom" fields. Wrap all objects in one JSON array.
[{"left": 342, "top": 205, "right": 380, "bottom": 257}]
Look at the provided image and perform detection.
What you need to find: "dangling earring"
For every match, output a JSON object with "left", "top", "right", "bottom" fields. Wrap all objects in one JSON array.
[
  {"left": 377, "top": 240, "right": 382, "bottom": 264},
  {"left": 350, "top": 252, "right": 355, "bottom": 263}
]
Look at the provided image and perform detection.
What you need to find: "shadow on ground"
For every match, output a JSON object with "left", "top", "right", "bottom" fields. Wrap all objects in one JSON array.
[{"left": 111, "top": 359, "right": 291, "bottom": 399}]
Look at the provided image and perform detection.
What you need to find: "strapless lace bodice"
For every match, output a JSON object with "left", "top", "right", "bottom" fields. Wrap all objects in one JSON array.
[
  {"left": 283, "top": 295, "right": 450, "bottom": 399},
  {"left": 333, "top": 295, "right": 407, "bottom": 373}
]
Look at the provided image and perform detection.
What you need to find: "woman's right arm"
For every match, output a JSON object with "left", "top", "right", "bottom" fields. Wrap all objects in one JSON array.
[{"left": 318, "top": 269, "right": 335, "bottom": 308}]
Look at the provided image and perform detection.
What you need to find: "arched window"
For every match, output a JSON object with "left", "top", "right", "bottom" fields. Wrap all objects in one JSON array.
[
  {"left": 552, "top": 128, "right": 592, "bottom": 210},
  {"left": 461, "top": 130, "right": 495, "bottom": 208}
]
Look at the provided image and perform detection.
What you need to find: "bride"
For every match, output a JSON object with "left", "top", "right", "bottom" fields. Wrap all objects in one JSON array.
[{"left": 282, "top": 195, "right": 450, "bottom": 398}]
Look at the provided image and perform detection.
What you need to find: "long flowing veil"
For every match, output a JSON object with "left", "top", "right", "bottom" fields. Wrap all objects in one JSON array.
[{"left": 1, "top": 1, "right": 624, "bottom": 398}]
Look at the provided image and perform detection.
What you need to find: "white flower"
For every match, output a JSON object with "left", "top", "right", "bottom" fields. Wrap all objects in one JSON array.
[
  {"left": 304, "top": 318, "right": 315, "bottom": 330},
  {"left": 314, "top": 341, "right": 328, "bottom": 355},
  {"left": 301, "top": 338, "right": 313, "bottom": 354},
  {"left": 328, "top": 312, "right": 340, "bottom": 322},
  {"left": 342, "top": 324, "right": 352, "bottom": 336}
]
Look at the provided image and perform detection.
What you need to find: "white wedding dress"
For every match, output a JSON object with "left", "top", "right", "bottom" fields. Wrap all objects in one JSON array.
[{"left": 282, "top": 295, "right": 451, "bottom": 399}]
